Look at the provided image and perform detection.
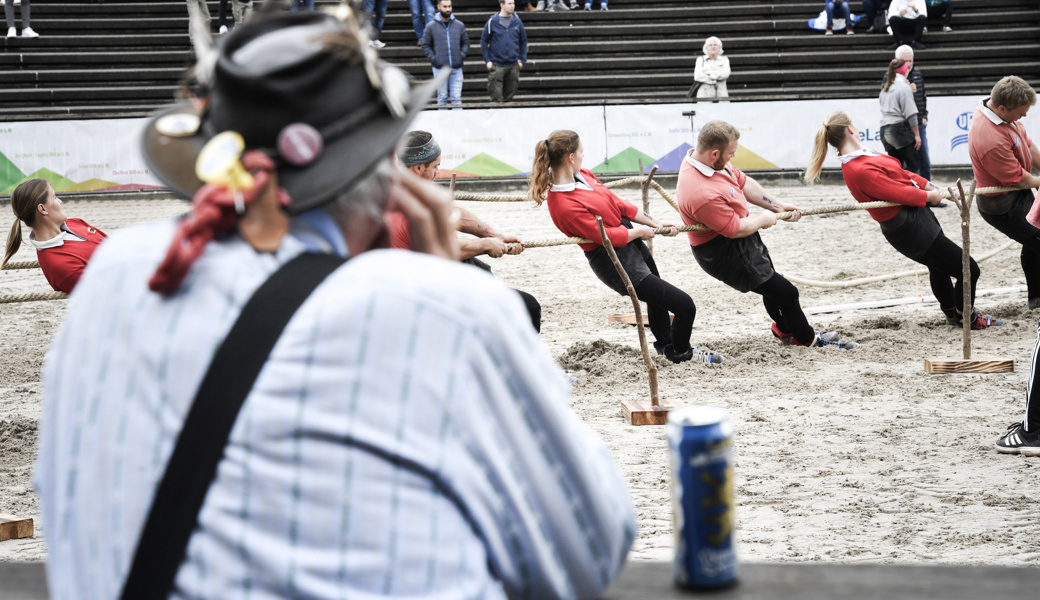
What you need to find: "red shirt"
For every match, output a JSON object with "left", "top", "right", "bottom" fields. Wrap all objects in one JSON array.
[
  {"left": 546, "top": 169, "right": 639, "bottom": 252},
  {"left": 35, "top": 218, "right": 107, "bottom": 293},
  {"left": 384, "top": 211, "right": 412, "bottom": 250},
  {"left": 676, "top": 155, "right": 748, "bottom": 246},
  {"left": 968, "top": 100, "right": 1034, "bottom": 195},
  {"left": 840, "top": 150, "right": 929, "bottom": 222}
]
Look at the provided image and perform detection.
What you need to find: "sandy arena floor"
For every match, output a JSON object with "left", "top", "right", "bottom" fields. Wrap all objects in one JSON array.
[{"left": 2, "top": 182, "right": 1039, "bottom": 566}]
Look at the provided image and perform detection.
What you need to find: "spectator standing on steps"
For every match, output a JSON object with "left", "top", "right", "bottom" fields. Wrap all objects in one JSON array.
[
  {"left": 692, "top": 36, "right": 730, "bottom": 101},
  {"left": 887, "top": 0, "right": 927, "bottom": 49},
  {"left": 5, "top": 0, "right": 38, "bottom": 38},
  {"left": 408, "top": 0, "right": 435, "bottom": 45},
  {"left": 185, "top": 0, "right": 211, "bottom": 50},
  {"left": 422, "top": 0, "right": 469, "bottom": 108},
  {"left": 882, "top": 44, "right": 931, "bottom": 180},
  {"left": 218, "top": 0, "right": 254, "bottom": 34},
  {"left": 364, "top": 0, "right": 389, "bottom": 47},
  {"left": 481, "top": 0, "right": 528, "bottom": 103}
]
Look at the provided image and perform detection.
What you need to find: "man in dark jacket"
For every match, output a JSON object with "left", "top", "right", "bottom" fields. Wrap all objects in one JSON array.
[
  {"left": 480, "top": 0, "right": 528, "bottom": 102},
  {"left": 422, "top": 0, "right": 469, "bottom": 108}
]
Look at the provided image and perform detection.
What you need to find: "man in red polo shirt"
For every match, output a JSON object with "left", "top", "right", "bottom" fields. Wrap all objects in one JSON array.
[
  {"left": 676, "top": 120, "right": 856, "bottom": 349},
  {"left": 970, "top": 77, "right": 1040, "bottom": 456},
  {"left": 969, "top": 76, "right": 1040, "bottom": 309}
]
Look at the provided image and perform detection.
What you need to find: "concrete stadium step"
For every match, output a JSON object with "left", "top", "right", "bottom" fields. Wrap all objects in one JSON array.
[{"left": 0, "top": 0, "right": 1036, "bottom": 120}]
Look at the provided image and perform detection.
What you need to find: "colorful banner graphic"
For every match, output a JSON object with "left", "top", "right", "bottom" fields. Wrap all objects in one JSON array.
[{"left": 0, "top": 96, "right": 1035, "bottom": 195}]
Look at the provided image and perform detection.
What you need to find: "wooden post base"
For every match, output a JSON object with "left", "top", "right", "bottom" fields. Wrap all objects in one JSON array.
[
  {"left": 924, "top": 357, "right": 1014, "bottom": 374},
  {"left": 0, "top": 514, "right": 33, "bottom": 542},
  {"left": 622, "top": 397, "right": 685, "bottom": 426}
]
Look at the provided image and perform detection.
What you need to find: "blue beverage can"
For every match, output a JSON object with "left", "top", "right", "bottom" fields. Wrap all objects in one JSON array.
[{"left": 667, "top": 406, "right": 737, "bottom": 588}]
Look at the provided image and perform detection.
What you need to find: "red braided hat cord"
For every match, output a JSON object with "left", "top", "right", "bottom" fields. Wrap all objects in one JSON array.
[{"left": 149, "top": 151, "right": 290, "bottom": 294}]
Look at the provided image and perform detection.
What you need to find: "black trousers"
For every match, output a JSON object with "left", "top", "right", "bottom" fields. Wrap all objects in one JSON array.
[
  {"left": 889, "top": 14, "right": 926, "bottom": 44},
  {"left": 927, "top": 1, "right": 951, "bottom": 27},
  {"left": 881, "top": 137, "right": 921, "bottom": 175},
  {"left": 632, "top": 257, "right": 696, "bottom": 353},
  {"left": 751, "top": 273, "right": 815, "bottom": 345},
  {"left": 977, "top": 190, "right": 1040, "bottom": 300},
  {"left": 1024, "top": 316, "right": 1040, "bottom": 431},
  {"left": 917, "top": 233, "right": 980, "bottom": 312}
]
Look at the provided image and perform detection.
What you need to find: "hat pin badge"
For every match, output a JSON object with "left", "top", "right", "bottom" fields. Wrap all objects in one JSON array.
[{"left": 196, "top": 131, "right": 255, "bottom": 214}]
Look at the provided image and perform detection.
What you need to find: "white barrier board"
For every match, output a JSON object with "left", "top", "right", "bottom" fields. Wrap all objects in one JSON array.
[{"left": 0, "top": 96, "right": 1034, "bottom": 194}]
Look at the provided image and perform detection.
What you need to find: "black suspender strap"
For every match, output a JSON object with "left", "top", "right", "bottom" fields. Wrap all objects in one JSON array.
[{"left": 120, "top": 252, "right": 346, "bottom": 599}]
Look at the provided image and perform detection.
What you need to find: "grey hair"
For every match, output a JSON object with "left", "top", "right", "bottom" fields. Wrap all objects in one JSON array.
[
  {"left": 324, "top": 157, "right": 394, "bottom": 224},
  {"left": 702, "top": 36, "right": 723, "bottom": 56},
  {"left": 894, "top": 44, "right": 913, "bottom": 60}
]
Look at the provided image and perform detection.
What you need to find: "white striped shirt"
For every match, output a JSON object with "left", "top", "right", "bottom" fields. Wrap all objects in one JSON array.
[{"left": 35, "top": 214, "right": 636, "bottom": 600}]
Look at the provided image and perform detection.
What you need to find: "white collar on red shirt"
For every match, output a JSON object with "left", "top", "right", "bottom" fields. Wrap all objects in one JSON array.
[
  {"left": 838, "top": 147, "right": 881, "bottom": 164},
  {"left": 685, "top": 153, "right": 722, "bottom": 177},
  {"left": 28, "top": 222, "right": 86, "bottom": 250},
  {"left": 550, "top": 171, "right": 595, "bottom": 192},
  {"left": 979, "top": 97, "right": 1011, "bottom": 126}
]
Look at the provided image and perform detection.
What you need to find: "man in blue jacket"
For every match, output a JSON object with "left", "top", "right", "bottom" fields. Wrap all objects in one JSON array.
[
  {"left": 422, "top": 0, "right": 469, "bottom": 108},
  {"left": 480, "top": 0, "right": 528, "bottom": 103}
]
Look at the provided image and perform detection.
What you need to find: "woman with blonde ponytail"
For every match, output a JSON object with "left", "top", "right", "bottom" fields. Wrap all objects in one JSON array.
[
  {"left": 529, "top": 130, "right": 704, "bottom": 363},
  {"left": 807, "top": 111, "right": 1001, "bottom": 330},
  {"left": 3, "top": 179, "right": 107, "bottom": 293}
]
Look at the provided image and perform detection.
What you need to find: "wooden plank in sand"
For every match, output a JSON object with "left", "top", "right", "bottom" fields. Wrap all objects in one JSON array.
[
  {"left": 0, "top": 514, "right": 33, "bottom": 542},
  {"left": 622, "top": 398, "right": 684, "bottom": 426},
  {"left": 924, "top": 357, "right": 1013, "bottom": 374}
]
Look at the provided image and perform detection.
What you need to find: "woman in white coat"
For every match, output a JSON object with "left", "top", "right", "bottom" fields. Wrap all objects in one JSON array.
[{"left": 693, "top": 36, "right": 730, "bottom": 101}]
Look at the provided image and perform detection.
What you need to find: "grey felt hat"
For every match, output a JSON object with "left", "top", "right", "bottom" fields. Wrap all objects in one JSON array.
[{"left": 142, "top": 10, "right": 439, "bottom": 214}]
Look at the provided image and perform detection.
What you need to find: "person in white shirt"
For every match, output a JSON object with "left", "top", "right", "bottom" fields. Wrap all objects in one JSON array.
[
  {"left": 888, "top": 0, "right": 928, "bottom": 49},
  {"left": 36, "top": 11, "right": 635, "bottom": 600},
  {"left": 692, "top": 36, "right": 730, "bottom": 101}
]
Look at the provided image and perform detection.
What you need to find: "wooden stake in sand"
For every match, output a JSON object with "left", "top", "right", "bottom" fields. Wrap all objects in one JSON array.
[
  {"left": 609, "top": 165, "right": 664, "bottom": 328},
  {"left": 0, "top": 514, "right": 33, "bottom": 542},
  {"left": 595, "top": 217, "right": 683, "bottom": 425},
  {"left": 924, "top": 180, "right": 1013, "bottom": 374}
]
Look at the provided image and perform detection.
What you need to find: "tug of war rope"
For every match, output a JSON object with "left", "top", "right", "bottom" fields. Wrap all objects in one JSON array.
[{"left": 0, "top": 175, "right": 1020, "bottom": 304}]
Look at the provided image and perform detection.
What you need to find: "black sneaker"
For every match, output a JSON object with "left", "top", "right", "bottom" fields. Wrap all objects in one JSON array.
[{"left": 995, "top": 423, "right": 1040, "bottom": 456}]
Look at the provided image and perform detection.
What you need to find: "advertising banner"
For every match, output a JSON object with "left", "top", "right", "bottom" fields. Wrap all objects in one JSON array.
[{"left": 1, "top": 96, "right": 1035, "bottom": 194}]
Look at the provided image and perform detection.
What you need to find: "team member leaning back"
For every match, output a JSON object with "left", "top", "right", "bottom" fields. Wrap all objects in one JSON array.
[
  {"left": 530, "top": 129, "right": 703, "bottom": 363},
  {"left": 805, "top": 110, "right": 1003, "bottom": 330},
  {"left": 2, "top": 178, "right": 107, "bottom": 293},
  {"left": 676, "top": 120, "right": 856, "bottom": 349}
]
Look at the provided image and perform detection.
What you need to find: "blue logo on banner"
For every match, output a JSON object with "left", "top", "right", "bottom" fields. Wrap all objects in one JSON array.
[{"left": 951, "top": 111, "right": 973, "bottom": 151}]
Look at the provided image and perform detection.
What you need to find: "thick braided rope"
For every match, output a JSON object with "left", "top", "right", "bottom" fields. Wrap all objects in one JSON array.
[
  {"left": 0, "top": 290, "right": 68, "bottom": 304},
  {"left": 1, "top": 260, "right": 40, "bottom": 270},
  {"left": 784, "top": 239, "right": 1018, "bottom": 289}
]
